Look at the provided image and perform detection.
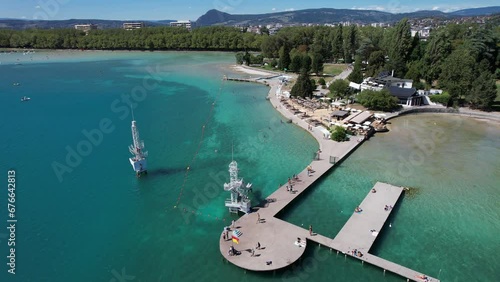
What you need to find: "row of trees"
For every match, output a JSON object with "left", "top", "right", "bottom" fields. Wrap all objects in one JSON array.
[
  {"left": 0, "top": 26, "right": 265, "bottom": 50},
  {"left": 1, "top": 17, "right": 498, "bottom": 109},
  {"left": 333, "top": 17, "right": 499, "bottom": 110}
]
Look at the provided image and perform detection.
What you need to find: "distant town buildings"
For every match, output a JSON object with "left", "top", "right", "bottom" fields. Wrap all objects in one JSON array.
[
  {"left": 123, "top": 22, "right": 145, "bottom": 30},
  {"left": 170, "top": 20, "right": 196, "bottom": 30},
  {"left": 411, "top": 27, "right": 432, "bottom": 40},
  {"left": 74, "top": 24, "right": 97, "bottom": 32}
]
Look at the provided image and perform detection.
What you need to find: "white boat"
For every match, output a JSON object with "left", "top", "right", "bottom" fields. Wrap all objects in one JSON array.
[
  {"left": 129, "top": 119, "right": 148, "bottom": 176},
  {"left": 21, "top": 96, "right": 30, "bottom": 102}
]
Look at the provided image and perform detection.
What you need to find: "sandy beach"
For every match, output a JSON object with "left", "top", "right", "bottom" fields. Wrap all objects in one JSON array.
[{"left": 230, "top": 65, "right": 281, "bottom": 77}]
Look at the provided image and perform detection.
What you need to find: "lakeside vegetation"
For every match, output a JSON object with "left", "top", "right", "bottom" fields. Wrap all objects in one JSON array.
[{"left": 0, "top": 15, "right": 498, "bottom": 110}]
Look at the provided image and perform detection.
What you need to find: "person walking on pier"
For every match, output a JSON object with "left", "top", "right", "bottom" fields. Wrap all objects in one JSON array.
[
  {"left": 256, "top": 242, "right": 261, "bottom": 250},
  {"left": 309, "top": 225, "right": 313, "bottom": 236},
  {"left": 256, "top": 213, "right": 260, "bottom": 224}
]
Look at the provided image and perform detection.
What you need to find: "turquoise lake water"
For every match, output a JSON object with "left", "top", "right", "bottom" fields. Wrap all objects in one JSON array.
[{"left": 0, "top": 51, "right": 498, "bottom": 282}]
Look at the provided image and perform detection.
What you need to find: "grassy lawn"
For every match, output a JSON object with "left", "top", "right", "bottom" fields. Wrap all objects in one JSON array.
[{"left": 323, "top": 64, "right": 347, "bottom": 76}]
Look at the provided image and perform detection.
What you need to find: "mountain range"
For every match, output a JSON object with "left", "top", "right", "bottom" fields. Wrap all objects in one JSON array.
[
  {"left": 0, "top": 6, "right": 499, "bottom": 30},
  {"left": 196, "top": 6, "right": 500, "bottom": 26}
]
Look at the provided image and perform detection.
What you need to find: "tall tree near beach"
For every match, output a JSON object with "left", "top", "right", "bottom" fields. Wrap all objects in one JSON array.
[
  {"left": 291, "top": 69, "right": 314, "bottom": 98},
  {"left": 348, "top": 56, "right": 363, "bottom": 83},
  {"left": 387, "top": 18, "right": 412, "bottom": 77},
  {"left": 332, "top": 25, "right": 344, "bottom": 62},
  {"left": 468, "top": 60, "right": 498, "bottom": 110},
  {"left": 366, "top": 50, "right": 385, "bottom": 77},
  {"left": 422, "top": 29, "right": 452, "bottom": 85},
  {"left": 302, "top": 54, "right": 312, "bottom": 73},
  {"left": 343, "top": 25, "right": 358, "bottom": 63},
  {"left": 329, "top": 79, "right": 350, "bottom": 99},
  {"left": 289, "top": 54, "right": 303, "bottom": 72},
  {"left": 311, "top": 52, "right": 324, "bottom": 74},
  {"left": 438, "top": 47, "right": 475, "bottom": 103},
  {"left": 278, "top": 43, "right": 291, "bottom": 70}
]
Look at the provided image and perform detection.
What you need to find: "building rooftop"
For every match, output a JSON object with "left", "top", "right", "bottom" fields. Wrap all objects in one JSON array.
[
  {"left": 350, "top": 111, "right": 373, "bottom": 124},
  {"left": 387, "top": 86, "right": 418, "bottom": 99},
  {"left": 331, "top": 110, "right": 349, "bottom": 117}
]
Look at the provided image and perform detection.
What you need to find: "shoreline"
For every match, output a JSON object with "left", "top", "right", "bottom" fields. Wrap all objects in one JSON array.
[
  {"left": 219, "top": 67, "right": 442, "bottom": 281},
  {"left": 228, "top": 64, "right": 500, "bottom": 124}
]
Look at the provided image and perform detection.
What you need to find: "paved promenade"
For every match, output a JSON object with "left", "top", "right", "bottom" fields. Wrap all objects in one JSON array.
[
  {"left": 219, "top": 69, "right": 439, "bottom": 281},
  {"left": 219, "top": 71, "right": 364, "bottom": 271}
]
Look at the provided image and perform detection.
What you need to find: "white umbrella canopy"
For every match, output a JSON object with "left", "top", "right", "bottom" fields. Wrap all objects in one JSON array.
[{"left": 331, "top": 101, "right": 346, "bottom": 106}]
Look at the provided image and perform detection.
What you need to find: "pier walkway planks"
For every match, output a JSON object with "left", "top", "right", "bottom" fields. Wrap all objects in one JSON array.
[{"left": 219, "top": 75, "right": 439, "bottom": 281}]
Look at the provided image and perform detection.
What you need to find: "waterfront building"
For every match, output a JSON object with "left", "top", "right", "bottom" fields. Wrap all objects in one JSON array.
[
  {"left": 170, "top": 20, "right": 195, "bottom": 30},
  {"left": 74, "top": 24, "right": 97, "bottom": 32},
  {"left": 123, "top": 22, "right": 144, "bottom": 30}
]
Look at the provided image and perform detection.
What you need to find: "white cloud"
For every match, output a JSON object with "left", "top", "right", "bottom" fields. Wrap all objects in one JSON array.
[
  {"left": 284, "top": 8, "right": 295, "bottom": 12},
  {"left": 219, "top": 6, "right": 233, "bottom": 12},
  {"left": 432, "top": 6, "right": 440, "bottom": 10},
  {"left": 351, "top": 6, "right": 386, "bottom": 12},
  {"left": 35, "top": 5, "right": 41, "bottom": 9},
  {"left": 272, "top": 8, "right": 276, "bottom": 11},
  {"left": 21, "top": 16, "right": 27, "bottom": 19}
]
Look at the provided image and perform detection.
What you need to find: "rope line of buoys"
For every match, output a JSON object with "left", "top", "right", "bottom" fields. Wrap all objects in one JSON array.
[{"left": 173, "top": 80, "right": 228, "bottom": 223}]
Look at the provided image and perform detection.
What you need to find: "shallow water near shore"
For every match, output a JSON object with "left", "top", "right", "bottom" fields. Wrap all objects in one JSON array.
[
  {"left": 0, "top": 51, "right": 499, "bottom": 282},
  {"left": 282, "top": 114, "right": 500, "bottom": 281}
]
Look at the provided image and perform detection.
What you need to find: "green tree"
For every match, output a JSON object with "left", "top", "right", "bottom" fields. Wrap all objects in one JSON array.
[
  {"left": 343, "top": 25, "right": 358, "bottom": 63},
  {"left": 235, "top": 52, "right": 245, "bottom": 64},
  {"left": 243, "top": 51, "right": 251, "bottom": 65},
  {"left": 259, "top": 26, "right": 270, "bottom": 36},
  {"left": 387, "top": 18, "right": 412, "bottom": 77},
  {"left": 438, "top": 47, "right": 475, "bottom": 102},
  {"left": 311, "top": 53, "right": 324, "bottom": 74},
  {"left": 289, "top": 54, "right": 303, "bottom": 72},
  {"left": 348, "top": 56, "right": 363, "bottom": 83},
  {"left": 278, "top": 44, "right": 291, "bottom": 70},
  {"left": 332, "top": 25, "right": 344, "bottom": 62},
  {"left": 468, "top": 60, "right": 498, "bottom": 110},
  {"left": 318, "top": 78, "right": 326, "bottom": 86},
  {"left": 422, "top": 29, "right": 452, "bottom": 85},
  {"left": 405, "top": 60, "right": 424, "bottom": 89},
  {"left": 291, "top": 69, "right": 314, "bottom": 98},
  {"left": 366, "top": 50, "right": 386, "bottom": 77},
  {"left": 329, "top": 79, "right": 350, "bottom": 99},
  {"left": 302, "top": 54, "right": 312, "bottom": 73},
  {"left": 356, "top": 89, "right": 400, "bottom": 112},
  {"left": 429, "top": 92, "right": 451, "bottom": 106},
  {"left": 330, "top": 126, "right": 348, "bottom": 142}
]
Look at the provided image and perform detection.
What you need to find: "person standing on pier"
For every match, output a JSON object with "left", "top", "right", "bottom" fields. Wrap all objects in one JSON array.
[{"left": 309, "top": 225, "right": 313, "bottom": 236}]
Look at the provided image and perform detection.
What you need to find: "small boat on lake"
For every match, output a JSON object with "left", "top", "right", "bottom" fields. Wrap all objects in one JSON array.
[{"left": 21, "top": 96, "right": 30, "bottom": 102}]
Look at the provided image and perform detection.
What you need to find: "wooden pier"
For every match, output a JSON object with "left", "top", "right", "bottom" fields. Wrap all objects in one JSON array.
[{"left": 219, "top": 76, "right": 439, "bottom": 282}]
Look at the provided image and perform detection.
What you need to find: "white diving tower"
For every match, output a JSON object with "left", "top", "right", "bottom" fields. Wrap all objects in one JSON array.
[
  {"left": 223, "top": 160, "right": 252, "bottom": 214},
  {"left": 129, "top": 119, "right": 148, "bottom": 176}
]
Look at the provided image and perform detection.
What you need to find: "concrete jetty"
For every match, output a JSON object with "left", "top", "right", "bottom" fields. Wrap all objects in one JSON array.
[{"left": 219, "top": 71, "right": 439, "bottom": 281}]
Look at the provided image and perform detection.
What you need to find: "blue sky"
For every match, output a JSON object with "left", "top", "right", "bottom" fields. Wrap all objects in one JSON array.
[{"left": 0, "top": 0, "right": 497, "bottom": 20}]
